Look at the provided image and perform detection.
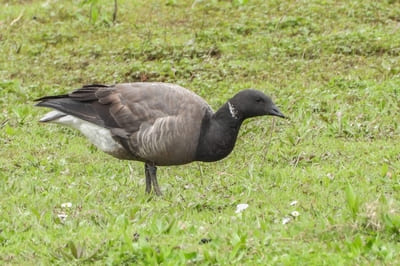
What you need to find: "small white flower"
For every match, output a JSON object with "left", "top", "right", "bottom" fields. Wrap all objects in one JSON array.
[
  {"left": 291, "top": 211, "right": 300, "bottom": 217},
  {"left": 186, "top": 39, "right": 195, "bottom": 46},
  {"left": 290, "top": 200, "right": 298, "bottom": 206},
  {"left": 184, "top": 184, "right": 194, "bottom": 189},
  {"left": 61, "top": 202, "right": 72, "bottom": 208},
  {"left": 178, "top": 221, "right": 187, "bottom": 230},
  {"left": 282, "top": 217, "right": 291, "bottom": 225},
  {"left": 235, "top": 203, "right": 249, "bottom": 213},
  {"left": 57, "top": 213, "right": 68, "bottom": 222}
]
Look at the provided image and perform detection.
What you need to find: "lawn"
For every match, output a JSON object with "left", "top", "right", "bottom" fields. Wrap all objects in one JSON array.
[{"left": 1, "top": 0, "right": 400, "bottom": 264}]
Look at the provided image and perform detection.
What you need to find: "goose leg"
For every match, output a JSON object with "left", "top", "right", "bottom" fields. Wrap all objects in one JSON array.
[
  {"left": 145, "top": 163, "right": 162, "bottom": 196},
  {"left": 145, "top": 163, "right": 152, "bottom": 194}
]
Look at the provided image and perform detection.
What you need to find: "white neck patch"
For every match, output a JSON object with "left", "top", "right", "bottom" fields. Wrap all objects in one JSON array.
[{"left": 228, "top": 102, "right": 239, "bottom": 119}]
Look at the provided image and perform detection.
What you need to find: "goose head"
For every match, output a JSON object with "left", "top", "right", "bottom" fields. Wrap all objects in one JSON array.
[{"left": 229, "top": 89, "right": 285, "bottom": 119}]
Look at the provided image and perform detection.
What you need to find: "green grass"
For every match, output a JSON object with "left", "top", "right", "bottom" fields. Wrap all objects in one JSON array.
[{"left": 1, "top": 0, "right": 400, "bottom": 264}]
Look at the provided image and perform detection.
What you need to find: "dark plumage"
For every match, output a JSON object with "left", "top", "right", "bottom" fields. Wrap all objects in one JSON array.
[{"left": 36, "top": 82, "right": 285, "bottom": 195}]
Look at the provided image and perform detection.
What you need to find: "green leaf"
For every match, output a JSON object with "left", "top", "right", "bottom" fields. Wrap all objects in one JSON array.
[
  {"left": 5, "top": 125, "right": 16, "bottom": 136},
  {"left": 233, "top": 0, "right": 249, "bottom": 6},
  {"left": 68, "top": 241, "right": 78, "bottom": 259},
  {"left": 381, "top": 163, "right": 389, "bottom": 177},
  {"left": 162, "top": 218, "right": 176, "bottom": 234},
  {"left": 383, "top": 214, "right": 400, "bottom": 235},
  {"left": 91, "top": 5, "right": 99, "bottom": 23},
  {"left": 68, "top": 241, "right": 84, "bottom": 259},
  {"left": 345, "top": 183, "right": 360, "bottom": 220},
  {"left": 184, "top": 251, "right": 197, "bottom": 260}
]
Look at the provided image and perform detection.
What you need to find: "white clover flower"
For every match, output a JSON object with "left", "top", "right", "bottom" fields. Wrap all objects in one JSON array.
[
  {"left": 235, "top": 203, "right": 249, "bottom": 213},
  {"left": 282, "top": 217, "right": 291, "bottom": 225},
  {"left": 61, "top": 202, "right": 72, "bottom": 208},
  {"left": 291, "top": 211, "right": 300, "bottom": 217},
  {"left": 57, "top": 213, "right": 68, "bottom": 222}
]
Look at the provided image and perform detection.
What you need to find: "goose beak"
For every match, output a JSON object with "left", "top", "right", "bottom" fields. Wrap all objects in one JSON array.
[{"left": 269, "top": 106, "right": 286, "bottom": 118}]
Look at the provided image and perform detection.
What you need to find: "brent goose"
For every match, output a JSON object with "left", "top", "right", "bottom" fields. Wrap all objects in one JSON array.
[{"left": 36, "top": 82, "right": 285, "bottom": 195}]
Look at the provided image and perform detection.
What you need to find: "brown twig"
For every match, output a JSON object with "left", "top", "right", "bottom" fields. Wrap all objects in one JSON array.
[
  {"left": 112, "top": 0, "right": 118, "bottom": 23},
  {"left": 10, "top": 11, "right": 24, "bottom": 27},
  {"left": 0, "top": 119, "right": 9, "bottom": 129}
]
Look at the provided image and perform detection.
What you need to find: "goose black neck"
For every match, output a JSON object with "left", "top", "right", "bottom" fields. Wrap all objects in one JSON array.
[{"left": 195, "top": 103, "right": 244, "bottom": 162}]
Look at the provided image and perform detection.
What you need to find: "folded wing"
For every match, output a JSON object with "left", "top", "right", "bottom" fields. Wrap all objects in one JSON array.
[{"left": 36, "top": 82, "right": 212, "bottom": 165}]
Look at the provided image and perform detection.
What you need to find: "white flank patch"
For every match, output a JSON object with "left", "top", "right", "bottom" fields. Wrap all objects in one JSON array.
[
  {"left": 39, "top": 110, "right": 64, "bottom": 122},
  {"left": 41, "top": 111, "right": 124, "bottom": 154}
]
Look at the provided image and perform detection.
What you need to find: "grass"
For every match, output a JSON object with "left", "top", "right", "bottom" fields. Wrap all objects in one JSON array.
[{"left": 1, "top": 0, "right": 400, "bottom": 264}]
